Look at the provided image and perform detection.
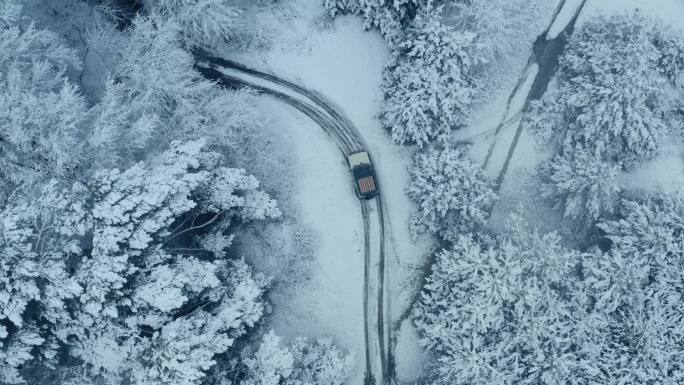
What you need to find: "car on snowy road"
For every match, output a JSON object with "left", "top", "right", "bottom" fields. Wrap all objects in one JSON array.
[{"left": 348, "top": 150, "right": 378, "bottom": 200}]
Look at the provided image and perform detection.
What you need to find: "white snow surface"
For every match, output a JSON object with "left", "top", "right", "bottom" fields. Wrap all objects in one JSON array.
[
  {"left": 259, "top": 97, "right": 366, "bottom": 384},
  {"left": 547, "top": 0, "right": 585, "bottom": 40},
  {"left": 230, "top": 1, "right": 434, "bottom": 382}
]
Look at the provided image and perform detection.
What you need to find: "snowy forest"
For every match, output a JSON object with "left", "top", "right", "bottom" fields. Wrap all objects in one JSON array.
[{"left": 2, "top": 0, "right": 684, "bottom": 384}]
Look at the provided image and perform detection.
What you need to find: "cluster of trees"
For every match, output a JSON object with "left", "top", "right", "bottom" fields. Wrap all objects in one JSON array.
[
  {"left": 526, "top": 14, "right": 684, "bottom": 222},
  {"left": 323, "top": 0, "right": 423, "bottom": 43},
  {"left": 414, "top": 192, "right": 684, "bottom": 384},
  {"left": 0, "top": 1, "right": 351, "bottom": 384},
  {"left": 327, "top": 0, "right": 549, "bottom": 146},
  {"left": 235, "top": 331, "right": 353, "bottom": 385}
]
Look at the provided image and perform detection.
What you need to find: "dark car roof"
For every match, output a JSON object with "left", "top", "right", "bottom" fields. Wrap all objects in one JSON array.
[{"left": 352, "top": 164, "right": 373, "bottom": 179}]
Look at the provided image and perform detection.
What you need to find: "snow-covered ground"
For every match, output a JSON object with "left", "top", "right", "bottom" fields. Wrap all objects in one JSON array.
[
  {"left": 229, "top": 1, "right": 434, "bottom": 382},
  {"left": 256, "top": 97, "right": 367, "bottom": 384}
]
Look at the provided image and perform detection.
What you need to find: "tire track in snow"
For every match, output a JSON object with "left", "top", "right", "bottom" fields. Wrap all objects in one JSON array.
[
  {"left": 483, "top": 0, "right": 588, "bottom": 191},
  {"left": 194, "top": 55, "right": 392, "bottom": 385}
]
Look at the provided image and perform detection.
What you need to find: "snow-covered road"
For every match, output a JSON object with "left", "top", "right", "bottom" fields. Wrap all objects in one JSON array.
[{"left": 194, "top": 54, "right": 393, "bottom": 385}]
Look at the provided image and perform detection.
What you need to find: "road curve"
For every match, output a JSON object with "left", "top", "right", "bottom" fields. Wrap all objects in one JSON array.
[{"left": 193, "top": 53, "right": 392, "bottom": 385}]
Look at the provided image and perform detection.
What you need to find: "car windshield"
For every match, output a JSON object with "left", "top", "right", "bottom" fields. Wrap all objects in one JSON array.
[{"left": 352, "top": 164, "right": 373, "bottom": 179}]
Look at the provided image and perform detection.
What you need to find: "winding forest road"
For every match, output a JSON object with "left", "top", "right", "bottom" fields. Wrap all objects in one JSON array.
[{"left": 194, "top": 54, "right": 393, "bottom": 385}]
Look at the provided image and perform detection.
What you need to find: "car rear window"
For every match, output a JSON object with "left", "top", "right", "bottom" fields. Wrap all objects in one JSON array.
[{"left": 358, "top": 176, "right": 376, "bottom": 194}]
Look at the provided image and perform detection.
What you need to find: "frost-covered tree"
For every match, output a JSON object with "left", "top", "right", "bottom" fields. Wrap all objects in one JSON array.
[
  {"left": 583, "top": 246, "right": 684, "bottom": 383},
  {"left": 324, "top": 0, "right": 424, "bottom": 43},
  {"left": 0, "top": 181, "right": 87, "bottom": 383},
  {"left": 0, "top": 140, "right": 278, "bottom": 383},
  {"left": 539, "top": 149, "right": 622, "bottom": 221},
  {"left": 525, "top": 14, "right": 678, "bottom": 167},
  {"left": 53, "top": 140, "right": 278, "bottom": 383},
  {"left": 236, "top": 331, "right": 352, "bottom": 385},
  {"left": 655, "top": 31, "right": 684, "bottom": 87},
  {"left": 0, "top": 3, "right": 86, "bottom": 185},
  {"left": 413, "top": 227, "right": 590, "bottom": 385},
  {"left": 287, "top": 337, "right": 353, "bottom": 385},
  {"left": 381, "top": 7, "right": 477, "bottom": 145},
  {"left": 240, "top": 332, "right": 294, "bottom": 385},
  {"left": 408, "top": 145, "right": 496, "bottom": 242},
  {"left": 89, "top": 16, "right": 259, "bottom": 169},
  {"left": 141, "top": 0, "right": 242, "bottom": 48},
  {"left": 599, "top": 192, "right": 684, "bottom": 274}
]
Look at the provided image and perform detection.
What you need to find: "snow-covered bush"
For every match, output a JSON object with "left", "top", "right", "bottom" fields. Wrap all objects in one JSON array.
[
  {"left": 413, "top": 230, "right": 589, "bottom": 385},
  {"left": 0, "top": 4, "right": 86, "bottom": 185},
  {"left": 525, "top": 14, "right": 677, "bottom": 167},
  {"left": 539, "top": 149, "right": 622, "bottom": 221},
  {"left": 408, "top": 145, "right": 496, "bottom": 242},
  {"left": 237, "top": 331, "right": 353, "bottom": 385},
  {"left": 324, "top": 0, "right": 423, "bottom": 43},
  {"left": 381, "top": 7, "right": 477, "bottom": 145}
]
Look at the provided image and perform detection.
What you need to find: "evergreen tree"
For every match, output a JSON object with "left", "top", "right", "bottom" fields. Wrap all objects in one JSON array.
[
  {"left": 413, "top": 227, "right": 590, "bottom": 385},
  {"left": 381, "top": 7, "right": 477, "bottom": 145},
  {"left": 539, "top": 149, "right": 622, "bottom": 221},
  {"left": 525, "top": 14, "right": 678, "bottom": 167},
  {"left": 408, "top": 145, "right": 496, "bottom": 242}
]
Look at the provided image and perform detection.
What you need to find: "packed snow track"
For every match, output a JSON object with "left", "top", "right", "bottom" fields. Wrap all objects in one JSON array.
[{"left": 194, "top": 53, "right": 393, "bottom": 385}]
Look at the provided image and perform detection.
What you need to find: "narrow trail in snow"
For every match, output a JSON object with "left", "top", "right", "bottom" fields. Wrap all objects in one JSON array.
[
  {"left": 194, "top": 54, "right": 393, "bottom": 385},
  {"left": 483, "top": 0, "right": 588, "bottom": 191}
]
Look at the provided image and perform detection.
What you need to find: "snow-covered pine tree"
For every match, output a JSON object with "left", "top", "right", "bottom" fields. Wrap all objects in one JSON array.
[
  {"left": 599, "top": 192, "right": 684, "bottom": 278},
  {"left": 408, "top": 145, "right": 496, "bottom": 242},
  {"left": 525, "top": 14, "right": 675, "bottom": 167},
  {"left": 234, "top": 331, "right": 353, "bottom": 385},
  {"left": 655, "top": 30, "right": 684, "bottom": 86},
  {"left": 287, "top": 337, "right": 353, "bottom": 385},
  {"left": 324, "top": 0, "right": 423, "bottom": 43},
  {"left": 381, "top": 6, "right": 477, "bottom": 145},
  {"left": 582, "top": 245, "right": 684, "bottom": 384},
  {"left": 0, "top": 181, "right": 87, "bottom": 383},
  {"left": 413, "top": 228, "right": 590, "bottom": 385},
  {"left": 539, "top": 148, "right": 622, "bottom": 221},
  {"left": 50, "top": 140, "right": 278, "bottom": 383}
]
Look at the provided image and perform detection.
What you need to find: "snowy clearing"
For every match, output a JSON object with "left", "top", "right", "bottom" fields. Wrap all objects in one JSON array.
[
  {"left": 257, "top": 98, "right": 366, "bottom": 384},
  {"left": 230, "top": 2, "right": 435, "bottom": 382}
]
